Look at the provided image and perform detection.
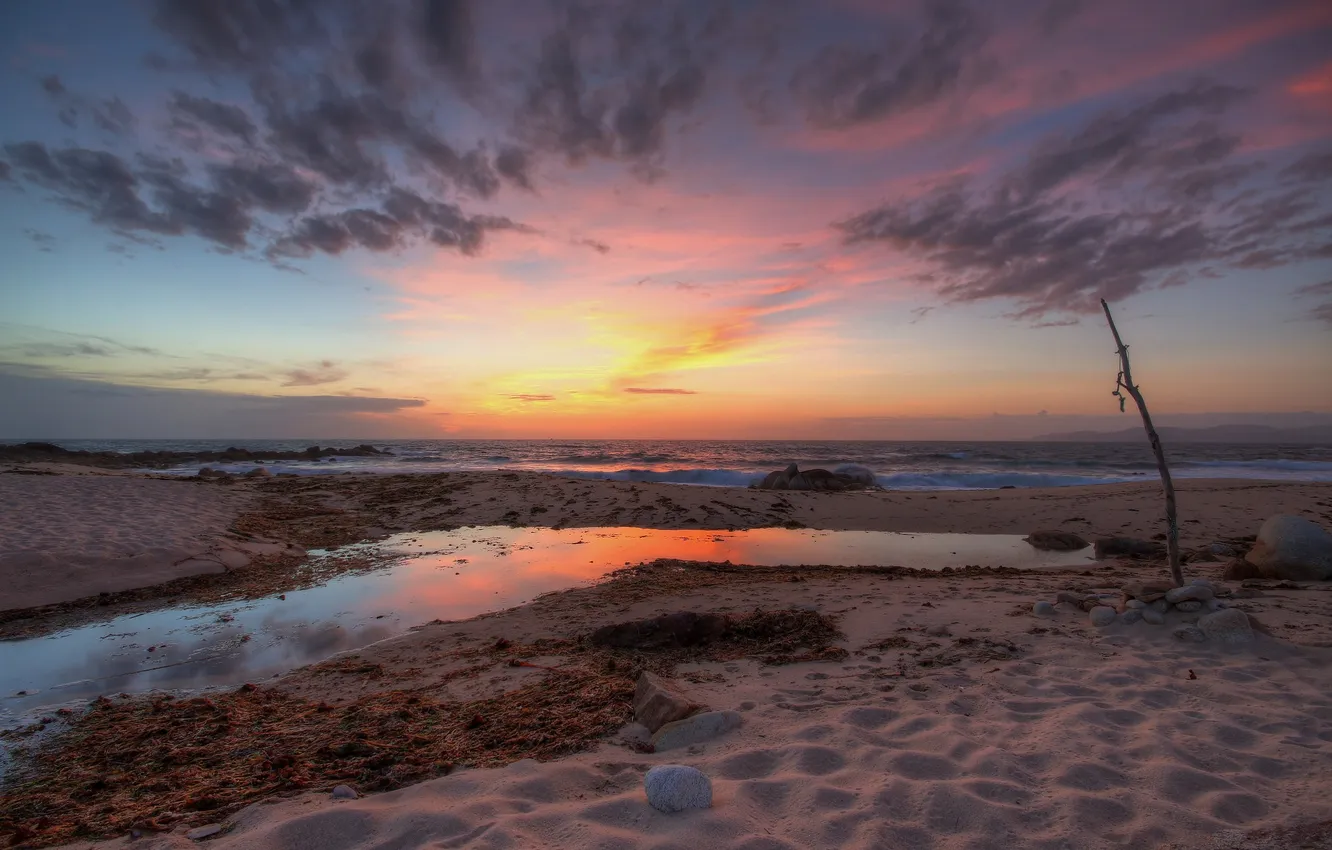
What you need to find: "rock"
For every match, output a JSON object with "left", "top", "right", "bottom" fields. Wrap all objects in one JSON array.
[
  {"left": 1245, "top": 515, "right": 1332, "bottom": 581},
  {"left": 1125, "top": 599, "right": 1146, "bottom": 610},
  {"left": 1149, "top": 599, "right": 1169, "bottom": 613},
  {"left": 1142, "top": 608, "right": 1165, "bottom": 625},
  {"left": 1024, "top": 530, "right": 1090, "bottom": 551},
  {"left": 1198, "top": 608, "right": 1255, "bottom": 646},
  {"left": 1209, "top": 543, "right": 1238, "bottom": 557},
  {"left": 751, "top": 463, "right": 873, "bottom": 491},
  {"left": 590, "top": 612, "right": 728, "bottom": 649},
  {"left": 1096, "top": 538, "right": 1167, "bottom": 560},
  {"left": 925, "top": 624, "right": 951, "bottom": 637},
  {"left": 832, "top": 464, "right": 876, "bottom": 487},
  {"left": 242, "top": 467, "right": 271, "bottom": 478},
  {"left": 1172, "top": 625, "right": 1207, "bottom": 643},
  {"left": 1121, "top": 582, "right": 1174, "bottom": 603},
  {"left": 1121, "top": 609, "right": 1143, "bottom": 625},
  {"left": 187, "top": 824, "right": 223, "bottom": 840},
  {"left": 1054, "top": 602, "right": 1080, "bottom": 615},
  {"left": 331, "top": 784, "right": 358, "bottom": 800},
  {"left": 1206, "top": 598, "right": 1228, "bottom": 612},
  {"left": 633, "top": 672, "right": 703, "bottom": 733},
  {"left": 1056, "top": 591, "right": 1084, "bottom": 605},
  {"left": 1188, "top": 578, "right": 1215, "bottom": 589},
  {"left": 1174, "top": 600, "right": 1204, "bottom": 613},
  {"left": 1033, "top": 601, "right": 1055, "bottom": 616},
  {"left": 1222, "top": 558, "right": 1264, "bottom": 581},
  {"left": 1165, "top": 585, "right": 1214, "bottom": 604},
  {"left": 651, "top": 710, "right": 743, "bottom": 751},
  {"left": 644, "top": 765, "right": 712, "bottom": 813},
  {"left": 196, "top": 467, "right": 230, "bottom": 479},
  {"left": 1089, "top": 606, "right": 1117, "bottom": 627}
]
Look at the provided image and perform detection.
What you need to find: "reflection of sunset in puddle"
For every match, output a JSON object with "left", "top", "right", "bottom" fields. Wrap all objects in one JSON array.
[{"left": 2, "top": 527, "right": 1092, "bottom": 719}]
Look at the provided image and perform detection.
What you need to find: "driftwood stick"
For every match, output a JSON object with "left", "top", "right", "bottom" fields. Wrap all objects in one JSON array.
[{"left": 1100, "top": 299, "right": 1183, "bottom": 586}]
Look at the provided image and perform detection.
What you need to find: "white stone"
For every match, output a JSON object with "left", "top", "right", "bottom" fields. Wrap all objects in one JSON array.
[
  {"left": 1198, "top": 608, "right": 1255, "bottom": 646},
  {"left": 1089, "top": 606, "right": 1117, "bottom": 627},
  {"left": 644, "top": 764, "right": 713, "bottom": 813},
  {"left": 651, "top": 710, "right": 743, "bottom": 751},
  {"left": 1033, "top": 601, "right": 1055, "bottom": 615},
  {"left": 331, "top": 784, "right": 358, "bottom": 800},
  {"left": 187, "top": 824, "right": 223, "bottom": 840},
  {"left": 1246, "top": 515, "right": 1332, "bottom": 580}
]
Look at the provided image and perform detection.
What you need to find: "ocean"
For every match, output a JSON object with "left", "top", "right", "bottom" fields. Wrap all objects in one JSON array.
[{"left": 32, "top": 439, "right": 1332, "bottom": 489}]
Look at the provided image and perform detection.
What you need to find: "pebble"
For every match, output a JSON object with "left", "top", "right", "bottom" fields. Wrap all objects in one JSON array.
[
  {"left": 644, "top": 765, "right": 713, "bottom": 813},
  {"left": 1198, "top": 608, "right": 1256, "bottom": 646},
  {"left": 331, "top": 784, "right": 358, "bottom": 800},
  {"left": 1172, "top": 625, "right": 1207, "bottom": 643},
  {"left": 1175, "top": 600, "right": 1204, "bottom": 613},
  {"left": 651, "top": 710, "right": 743, "bottom": 751},
  {"left": 1125, "top": 599, "right": 1146, "bottom": 610},
  {"left": 1033, "top": 601, "right": 1055, "bottom": 616},
  {"left": 1089, "top": 606, "right": 1117, "bottom": 627},
  {"left": 186, "top": 825, "right": 223, "bottom": 841},
  {"left": 1142, "top": 608, "right": 1165, "bottom": 625},
  {"left": 1120, "top": 609, "right": 1143, "bottom": 625},
  {"left": 1166, "top": 585, "right": 1214, "bottom": 604},
  {"left": 926, "top": 624, "right": 951, "bottom": 637},
  {"left": 1149, "top": 599, "right": 1169, "bottom": 613}
]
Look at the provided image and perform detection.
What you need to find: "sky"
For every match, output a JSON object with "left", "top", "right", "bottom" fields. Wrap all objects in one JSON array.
[{"left": 0, "top": 0, "right": 1329, "bottom": 440}]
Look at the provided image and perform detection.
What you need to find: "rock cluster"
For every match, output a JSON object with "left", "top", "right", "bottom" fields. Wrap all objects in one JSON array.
[
  {"left": 751, "top": 463, "right": 876, "bottom": 491},
  {"left": 1033, "top": 578, "right": 1255, "bottom": 645}
]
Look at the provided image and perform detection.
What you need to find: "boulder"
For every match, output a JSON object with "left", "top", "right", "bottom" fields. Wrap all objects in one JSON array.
[
  {"left": 1222, "top": 559, "right": 1264, "bottom": 581},
  {"left": 1198, "top": 608, "right": 1255, "bottom": 646},
  {"left": 633, "top": 672, "right": 703, "bottom": 733},
  {"left": 1121, "top": 609, "right": 1143, "bottom": 625},
  {"left": 1121, "top": 581, "right": 1174, "bottom": 603},
  {"left": 1244, "top": 515, "right": 1332, "bottom": 581},
  {"left": 1125, "top": 599, "right": 1146, "bottom": 610},
  {"left": 1172, "top": 625, "right": 1207, "bottom": 643},
  {"left": 833, "top": 464, "right": 877, "bottom": 487},
  {"left": 1174, "top": 600, "right": 1203, "bottom": 613},
  {"left": 1165, "top": 585, "right": 1213, "bottom": 604},
  {"left": 1024, "top": 531, "right": 1090, "bottom": 552},
  {"left": 242, "top": 467, "right": 271, "bottom": 478},
  {"left": 1089, "top": 606, "right": 1117, "bottom": 627},
  {"left": 751, "top": 463, "right": 873, "bottom": 491},
  {"left": 1142, "top": 608, "right": 1165, "bottom": 625},
  {"left": 590, "top": 612, "right": 728, "bottom": 649},
  {"left": 651, "top": 710, "right": 743, "bottom": 751},
  {"left": 644, "top": 765, "right": 712, "bottom": 813},
  {"left": 1096, "top": 538, "right": 1167, "bottom": 559}
]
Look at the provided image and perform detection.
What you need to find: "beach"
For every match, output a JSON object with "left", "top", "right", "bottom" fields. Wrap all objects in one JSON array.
[{"left": 2, "top": 465, "right": 1332, "bottom": 848}]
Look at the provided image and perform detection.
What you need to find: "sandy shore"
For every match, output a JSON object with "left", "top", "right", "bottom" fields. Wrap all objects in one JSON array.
[
  {"left": 5, "top": 465, "right": 1330, "bottom": 615},
  {"left": 3, "top": 466, "right": 1332, "bottom": 848}
]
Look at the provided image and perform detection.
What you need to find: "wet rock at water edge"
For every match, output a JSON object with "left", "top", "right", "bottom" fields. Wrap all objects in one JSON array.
[{"left": 645, "top": 765, "right": 713, "bottom": 813}]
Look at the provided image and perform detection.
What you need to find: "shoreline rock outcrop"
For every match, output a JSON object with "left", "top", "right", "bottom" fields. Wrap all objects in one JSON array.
[
  {"left": 751, "top": 463, "right": 876, "bottom": 491},
  {"left": 0, "top": 441, "right": 392, "bottom": 469}
]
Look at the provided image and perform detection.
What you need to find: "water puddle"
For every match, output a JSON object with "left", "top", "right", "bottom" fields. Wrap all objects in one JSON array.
[{"left": 1, "top": 526, "right": 1093, "bottom": 720}]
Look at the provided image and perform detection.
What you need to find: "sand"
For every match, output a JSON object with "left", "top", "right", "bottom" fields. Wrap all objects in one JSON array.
[
  {"left": 0, "top": 468, "right": 299, "bottom": 610},
  {"left": 31, "top": 564, "right": 1332, "bottom": 850},
  {"left": 4, "top": 466, "right": 1332, "bottom": 848}
]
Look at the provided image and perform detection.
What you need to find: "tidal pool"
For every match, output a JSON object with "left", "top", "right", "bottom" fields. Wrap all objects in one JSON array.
[{"left": 1, "top": 526, "right": 1094, "bottom": 720}]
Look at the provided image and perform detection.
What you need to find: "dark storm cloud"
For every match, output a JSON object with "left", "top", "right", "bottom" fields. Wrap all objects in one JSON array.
[
  {"left": 168, "top": 92, "right": 257, "bottom": 143},
  {"left": 5, "top": 142, "right": 175, "bottom": 236},
  {"left": 419, "top": 0, "right": 477, "bottom": 83},
  {"left": 837, "top": 84, "right": 1332, "bottom": 317},
  {"left": 150, "top": 0, "right": 329, "bottom": 71},
  {"left": 790, "top": 0, "right": 987, "bottom": 129},
  {"left": 270, "top": 187, "right": 528, "bottom": 258},
  {"left": 208, "top": 161, "right": 317, "bottom": 215}
]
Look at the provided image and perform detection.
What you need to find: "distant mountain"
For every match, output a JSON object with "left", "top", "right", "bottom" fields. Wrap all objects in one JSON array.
[{"left": 1035, "top": 424, "right": 1332, "bottom": 444}]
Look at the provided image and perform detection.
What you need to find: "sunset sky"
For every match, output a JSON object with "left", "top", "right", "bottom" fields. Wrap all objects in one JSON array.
[{"left": 1, "top": 0, "right": 1330, "bottom": 439}]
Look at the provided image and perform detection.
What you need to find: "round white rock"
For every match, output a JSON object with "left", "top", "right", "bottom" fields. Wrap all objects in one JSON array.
[{"left": 645, "top": 764, "right": 713, "bottom": 813}]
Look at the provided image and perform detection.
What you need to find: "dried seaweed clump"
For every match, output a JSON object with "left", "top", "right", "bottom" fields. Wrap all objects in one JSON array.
[{"left": 0, "top": 669, "right": 631, "bottom": 848}]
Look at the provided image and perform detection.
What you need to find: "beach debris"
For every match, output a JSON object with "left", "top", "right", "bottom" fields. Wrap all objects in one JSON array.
[
  {"left": 644, "top": 764, "right": 712, "bottom": 813},
  {"left": 591, "top": 612, "right": 728, "bottom": 649},
  {"left": 633, "top": 672, "right": 704, "bottom": 733},
  {"left": 1089, "top": 606, "right": 1117, "bottom": 627},
  {"left": 1172, "top": 625, "right": 1207, "bottom": 643},
  {"left": 186, "top": 824, "right": 223, "bottom": 840},
  {"left": 1095, "top": 538, "right": 1167, "bottom": 560},
  {"left": 651, "top": 709, "right": 743, "bottom": 751},
  {"left": 1198, "top": 609, "right": 1256, "bottom": 646},
  {"left": 1024, "top": 530, "right": 1090, "bottom": 551},
  {"left": 1188, "top": 669, "right": 1197, "bottom": 680},
  {"left": 1032, "top": 601, "right": 1055, "bottom": 616},
  {"left": 330, "top": 784, "right": 358, "bottom": 800},
  {"left": 1244, "top": 515, "right": 1332, "bottom": 581}
]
